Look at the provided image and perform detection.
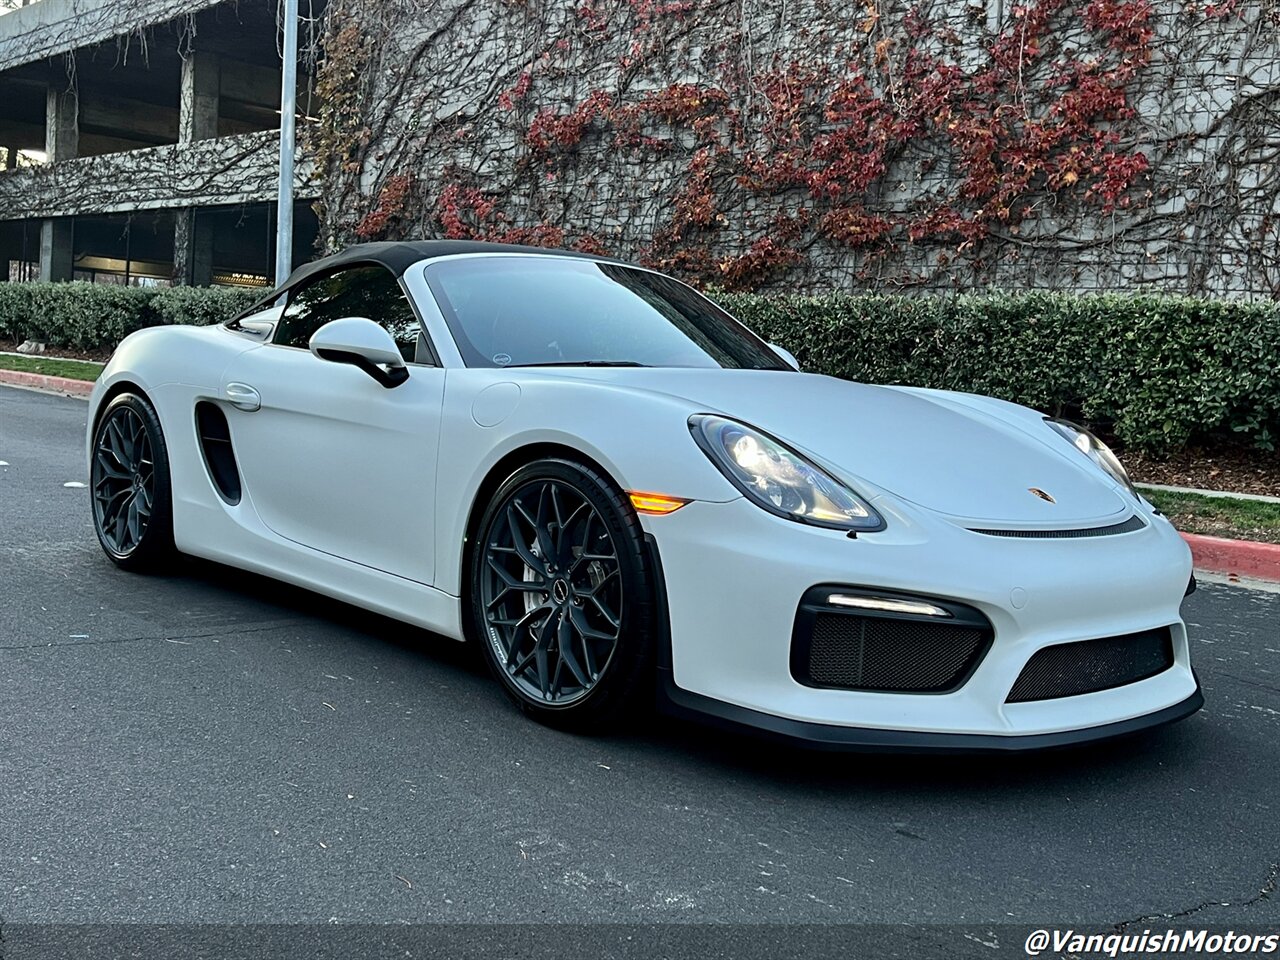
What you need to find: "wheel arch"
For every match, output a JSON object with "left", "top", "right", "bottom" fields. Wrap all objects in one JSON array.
[
  {"left": 458, "top": 441, "right": 626, "bottom": 639},
  {"left": 88, "top": 379, "right": 154, "bottom": 463}
]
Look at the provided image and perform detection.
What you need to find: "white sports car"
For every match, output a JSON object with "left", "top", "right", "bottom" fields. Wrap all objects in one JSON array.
[{"left": 87, "top": 241, "right": 1202, "bottom": 750}]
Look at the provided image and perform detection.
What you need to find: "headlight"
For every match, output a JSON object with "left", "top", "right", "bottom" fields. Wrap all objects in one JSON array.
[
  {"left": 689, "top": 414, "right": 885, "bottom": 532},
  {"left": 1046, "top": 418, "right": 1137, "bottom": 498}
]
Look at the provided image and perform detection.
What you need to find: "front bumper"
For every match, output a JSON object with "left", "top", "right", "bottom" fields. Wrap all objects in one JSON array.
[{"left": 644, "top": 494, "right": 1201, "bottom": 750}]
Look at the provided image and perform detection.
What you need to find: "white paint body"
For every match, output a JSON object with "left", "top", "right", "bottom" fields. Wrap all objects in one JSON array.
[{"left": 88, "top": 253, "right": 1196, "bottom": 742}]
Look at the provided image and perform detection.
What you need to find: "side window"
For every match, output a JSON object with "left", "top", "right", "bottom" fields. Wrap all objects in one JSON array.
[{"left": 273, "top": 264, "right": 427, "bottom": 362}]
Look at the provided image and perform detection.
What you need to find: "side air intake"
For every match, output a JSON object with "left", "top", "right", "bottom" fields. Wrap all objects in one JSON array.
[{"left": 196, "top": 402, "right": 242, "bottom": 505}]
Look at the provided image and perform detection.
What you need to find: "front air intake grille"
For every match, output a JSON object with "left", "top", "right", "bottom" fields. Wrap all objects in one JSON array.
[
  {"left": 791, "top": 587, "right": 993, "bottom": 694},
  {"left": 970, "top": 514, "right": 1146, "bottom": 539},
  {"left": 807, "top": 615, "right": 988, "bottom": 691},
  {"left": 1006, "top": 627, "right": 1174, "bottom": 703}
]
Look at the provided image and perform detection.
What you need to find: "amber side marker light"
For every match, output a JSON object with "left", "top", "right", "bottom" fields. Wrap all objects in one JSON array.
[{"left": 628, "top": 492, "right": 690, "bottom": 515}]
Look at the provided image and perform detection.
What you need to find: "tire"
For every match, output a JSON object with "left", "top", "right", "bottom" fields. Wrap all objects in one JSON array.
[
  {"left": 90, "top": 392, "right": 175, "bottom": 571},
  {"left": 468, "top": 458, "right": 657, "bottom": 731}
]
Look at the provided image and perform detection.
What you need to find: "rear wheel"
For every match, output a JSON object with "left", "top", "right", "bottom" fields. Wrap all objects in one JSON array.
[
  {"left": 90, "top": 392, "right": 175, "bottom": 570},
  {"left": 469, "top": 458, "right": 657, "bottom": 731}
]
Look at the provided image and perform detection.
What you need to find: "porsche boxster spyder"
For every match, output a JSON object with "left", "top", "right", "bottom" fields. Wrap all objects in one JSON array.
[{"left": 87, "top": 241, "right": 1202, "bottom": 750}]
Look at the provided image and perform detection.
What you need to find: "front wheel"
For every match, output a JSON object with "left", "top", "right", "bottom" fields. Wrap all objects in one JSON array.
[
  {"left": 469, "top": 458, "right": 658, "bottom": 731},
  {"left": 90, "top": 392, "right": 175, "bottom": 570}
]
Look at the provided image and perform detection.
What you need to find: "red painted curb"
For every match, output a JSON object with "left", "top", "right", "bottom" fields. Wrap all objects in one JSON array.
[
  {"left": 0, "top": 368, "right": 95, "bottom": 397},
  {"left": 1182, "top": 532, "right": 1280, "bottom": 582}
]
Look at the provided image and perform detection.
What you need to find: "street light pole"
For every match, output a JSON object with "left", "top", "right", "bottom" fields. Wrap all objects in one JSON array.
[{"left": 274, "top": 0, "right": 299, "bottom": 288}]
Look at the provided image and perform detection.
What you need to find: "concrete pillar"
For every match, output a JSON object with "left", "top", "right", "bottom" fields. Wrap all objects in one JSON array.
[
  {"left": 179, "top": 50, "right": 220, "bottom": 144},
  {"left": 39, "top": 219, "right": 73, "bottom": 282},
  {"left": 45, "top": 83, "right": 78, "bottom": 162},
  {"left": 173, "top": 209, "right": 214, "bottom": 286},
  {"left": 40, "top": 80, "right": 78, "bottom": 283},
  {"left": 173, "top": 51, "right": 219, "bottom": 285}
]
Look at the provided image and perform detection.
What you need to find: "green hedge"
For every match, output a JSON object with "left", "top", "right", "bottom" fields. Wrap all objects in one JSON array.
[
  {"left": 713, "top": 290, "right": 1280, "bottom": 454},
  {"left": 0, "top": 282, "right": 260, "bottom": 351},
  {"left": 150, "top": 286, "right": 262, "bottom": 327},
  {"left": 1, "top": 281, "right": 1275, "bottom": 455}
]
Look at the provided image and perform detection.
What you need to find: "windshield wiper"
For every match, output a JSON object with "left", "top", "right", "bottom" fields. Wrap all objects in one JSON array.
[{"left": 505, "top": 360, "right": 651, "bottom": 368}]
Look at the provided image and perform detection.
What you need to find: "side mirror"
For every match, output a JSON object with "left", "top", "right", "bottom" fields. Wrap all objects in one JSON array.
[
  {"left": 309, "top": 317, "right": 408, "bottom": 388},
  {"left": 769, "top": 343, "right": 801, "bottom": 371}
]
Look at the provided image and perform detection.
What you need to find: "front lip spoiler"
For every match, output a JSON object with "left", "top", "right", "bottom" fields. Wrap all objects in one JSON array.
[{"left": 656, "top": 670, "right": 1204, "bottom": 754}]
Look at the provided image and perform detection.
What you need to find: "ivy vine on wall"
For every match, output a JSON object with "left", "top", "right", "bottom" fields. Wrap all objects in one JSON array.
[{"left": 309, "top": 0, "right": 1280, "bottom": 295}]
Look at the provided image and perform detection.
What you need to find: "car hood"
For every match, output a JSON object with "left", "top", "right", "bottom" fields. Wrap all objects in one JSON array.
[{"left": 535, "top": 368, "right": 1130, "bottom": 524}]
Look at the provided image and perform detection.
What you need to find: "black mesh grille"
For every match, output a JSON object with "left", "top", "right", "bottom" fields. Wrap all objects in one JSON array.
[
  {"left": 970, "top": 515, "right": 1146, "bottom": 539},
  {"left": 1007, "top": 628, "right": 1174, "bottom": 702},
  {"left": 805, "top": 614, "right": 988, "bottom": 692}
]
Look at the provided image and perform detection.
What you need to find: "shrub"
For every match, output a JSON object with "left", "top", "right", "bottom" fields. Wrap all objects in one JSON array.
[
  {"left": 711, "top": 290, "right": 1280, "bottom": 454},
  {"left": 1, "top": 280, "right": 1276, "bottom": 455},
  {"left": 0, "top": 282, "right": 155, "bottom": 348},
  {"left": 25, "top": 283, "right": 157, "bottom": 350},
  {"left": 0, "top": 282, "right": 261, "bottom": 350},
  {"left": 150, "top": 286, "right": 261, "bottom": 327},
  {"left": 0, "top": 282, "right": 34, "bottom": 344}
]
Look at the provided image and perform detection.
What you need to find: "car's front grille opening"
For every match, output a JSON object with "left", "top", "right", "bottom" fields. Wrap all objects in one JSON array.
[
  {"left": 806, "top": 615, "right": 988, "bottom": 692},
  {"left": 970, "top": 514, "right": 1146, "bottom": 539},
  {"left": 1006, "top": 627, "right": 1175, "bottom": 703},
  {"left": 791, "top": 588, "right": 993, "bottom": 694}
]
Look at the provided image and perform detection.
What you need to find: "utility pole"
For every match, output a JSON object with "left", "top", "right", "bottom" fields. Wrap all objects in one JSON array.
[{"left": 274, "top": 0, "right": 299, "bottom": 288}]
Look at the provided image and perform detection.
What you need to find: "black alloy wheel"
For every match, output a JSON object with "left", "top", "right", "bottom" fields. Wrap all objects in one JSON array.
[
  {"left": 90, "top": 393, "right": 174, "bottom": 569},
  {"left": 471, "top": 459, "right": 657, "bottom": 729}
]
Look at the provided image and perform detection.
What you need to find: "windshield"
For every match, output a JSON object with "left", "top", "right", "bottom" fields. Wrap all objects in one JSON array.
[{"left": 423, "top": 256, "right": 790, "bottom": 370}]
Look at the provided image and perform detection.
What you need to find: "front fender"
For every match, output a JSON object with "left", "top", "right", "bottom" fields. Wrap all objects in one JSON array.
[
  {"left": 87, "top": 324, "right": 261, "bottom": 468},
  {"left": 432, "top": 371, "right": 742, "bottom": 597}
]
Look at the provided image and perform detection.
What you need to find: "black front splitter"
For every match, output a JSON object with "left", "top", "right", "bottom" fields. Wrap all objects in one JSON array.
[{"left": 656, "top": 669, "right": 1204, "bottom": 754}]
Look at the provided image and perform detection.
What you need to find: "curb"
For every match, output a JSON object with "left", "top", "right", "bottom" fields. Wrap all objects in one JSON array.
[
  {"left": 0, "top": 368, "right": 95, "bottom": 397},
  {"left": 1138, "top": 481, "right": 1280, "bottom": 505},
  {"left": 1182, "top": 532, "right": 1280, "bottom": 583}
]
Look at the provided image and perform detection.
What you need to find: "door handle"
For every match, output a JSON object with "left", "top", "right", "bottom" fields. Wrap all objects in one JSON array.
[{"left": 225, "top": 382, "right": 261, "bottom": 412}]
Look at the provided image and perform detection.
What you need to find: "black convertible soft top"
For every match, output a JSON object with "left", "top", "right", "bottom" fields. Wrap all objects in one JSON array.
[
  {"left": 233, "top": 240, "right": 630, "bottom": 323},
  {"left": 281, "top": 240, "right": 625, "bottom": 290}
]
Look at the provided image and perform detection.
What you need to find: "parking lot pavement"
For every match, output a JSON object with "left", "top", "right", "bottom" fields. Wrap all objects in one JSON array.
[{"left": 1, "top": 384, "right": 1277, "bottom": 927}]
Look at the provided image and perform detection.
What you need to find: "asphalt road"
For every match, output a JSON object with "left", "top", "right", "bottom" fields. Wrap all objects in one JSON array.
[{"left": 1, "top": 384, "right": 1277, "bottom": 934}]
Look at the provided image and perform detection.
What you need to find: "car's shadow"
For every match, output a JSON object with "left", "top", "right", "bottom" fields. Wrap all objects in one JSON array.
[
  {"left": 169, "top": 553, "right": 487, "bottom": 670},
  {"left": 166, "top": 554, "right": 1210, "bottom": 797}
]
